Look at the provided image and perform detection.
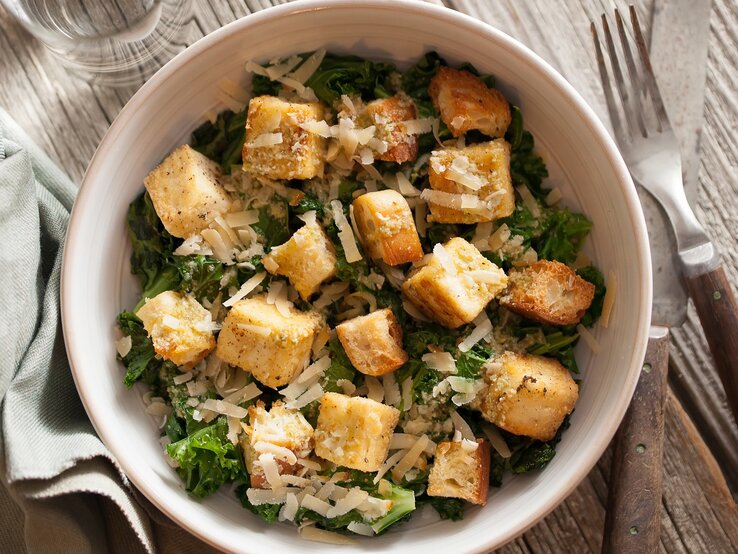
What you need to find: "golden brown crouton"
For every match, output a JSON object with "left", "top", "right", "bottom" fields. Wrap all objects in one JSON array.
[
  {"left": 425, "top": 140, "right": 514, "bottom": 224},
  {"left": 352, "top": 190, "right": 423, "bottom": 266},
  {"left": 242, "top": 96, "right": 326, "bottom": 180},
  {"left": 480, "top": 352, "right": 578, "bottom": 441},
  {"left": 215, "top": 295, "right": 322, "bottom": 388},
  {"left": 143, "top": 144, "right": 232, "bottom": 239},
  {"left": 500, "top": 260, "right": 596, "bottom": 325},
  {"left": 336, "top": 308, "right": 409, "bottom": 376},
  {"left": 428, "top": 439, "right": 491, "bottom": 505},
  {"left": 262, "top": 220, "right": 337, "bottom": 300},
  {"left": 429, "top": 66, "right": 511, "bottom": 138},
  {"left": 136, "top": 290, "right": 215, "bottom": 367},
  {"left": 402, "top": 237, "right": 508, "bottom": 328},
  {"left": 363, "top": 94, "right": 419, "bottom": 163},
  {"left": 314, "top": 392, "right": 400, "bottom": 472},
  {"left": 242, "top": 402, "right": 314, "bottom": 488}
]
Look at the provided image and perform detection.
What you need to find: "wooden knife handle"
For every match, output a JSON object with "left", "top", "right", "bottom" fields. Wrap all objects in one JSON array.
[
  {"left": 602, "top": 329, "right": 669, "bottom": 554},
  {"left": 685, "top": 265, "right": 738, "bottom": 425}
]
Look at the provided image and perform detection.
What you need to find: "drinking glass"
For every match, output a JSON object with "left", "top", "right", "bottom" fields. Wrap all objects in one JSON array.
[{"left": 0, "top": 0, "right": 194, "bottom": 86}]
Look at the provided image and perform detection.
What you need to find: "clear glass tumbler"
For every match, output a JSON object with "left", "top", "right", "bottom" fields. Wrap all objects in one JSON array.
[{"left": 1, "top": 0, "right": 194, "bottom": 86}]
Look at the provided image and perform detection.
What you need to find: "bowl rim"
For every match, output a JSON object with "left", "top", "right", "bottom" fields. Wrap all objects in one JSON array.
[{"left": 61, "top": 0, "right": 652, "bottom": 551}]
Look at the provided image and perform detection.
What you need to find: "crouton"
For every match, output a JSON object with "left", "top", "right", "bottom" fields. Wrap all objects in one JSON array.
[
  {"left": 242, "top": 401, "right": 314, "bottom": 488},
  {"left": 216, "top": 295, "right": 322, "bottom": 388},
  {"left": 480, "top": 352, "right": 578, "bottom": 441},
  {"left": 402, "top": 238, "right": 508, "bottom": 328},
  {"left": 336, "top": 308, "right": 409, "bottom": 377},
  {"left": 314, "top": 392, "right": 400, "bottom": 471},
  {"left": 500, "top": 260, "right": 596, "bottom": 325},
  {"left": 242, "top": 95, "right": 326, "bottom": 180},
  {"left": 425, "top": 140, "right": 514, "bottom": 224},
  {"left": 143, "top": 144, "right": 232, "bottom": 238},
  {"left": 136, "top": 290, "right": 215, "bottom": 367},
  {"left": 262, "top": 220, "right": 337, "bottom": 300},
  {"left": 428, "top": 439, "right": 491, "bottom": 505},
  {"left": 428, "top": 66, "right": 511, "bottom": 138},
  {"left": 352, "top": 190, "right": 423, "bottom": 266},
  {"left": 362, "top": 94, "right": 419, "bottom": 163}
]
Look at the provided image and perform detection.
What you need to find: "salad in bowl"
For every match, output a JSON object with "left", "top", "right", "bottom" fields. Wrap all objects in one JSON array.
[{"left": 115, "top": 50, "right": 608, "bottom": 542}]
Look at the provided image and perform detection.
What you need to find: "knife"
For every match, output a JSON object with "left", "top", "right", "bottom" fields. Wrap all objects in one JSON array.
[{"left": 601, "top": 1, "right": 714, "bottom": 552}]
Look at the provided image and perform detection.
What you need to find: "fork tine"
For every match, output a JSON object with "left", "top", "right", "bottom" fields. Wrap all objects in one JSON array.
[
  {"left": 614, "top": 8, "right": 648, "bottom": 138},
  {"left": 628, "top": 5, "right": 671, "bottom": 131},
  {"left": 599, "top": 14, "right": 641, "bottom": 141},
  {"left": 591, "top": 21, "right": 627, "bottom": 144}
]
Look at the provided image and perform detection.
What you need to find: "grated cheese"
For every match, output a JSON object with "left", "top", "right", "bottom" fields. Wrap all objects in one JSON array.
[
  {"left": 246, "top": 132, "right": 283, "bottom": 148},
  {"left": 450, "top": 409, "right": 475, "bottom": 441},
  {"left": 577, "top": 324, "right": 601, "bottom": 354},
  {"left": 201, "top": 228, "right": 233, "bottom": 263},
  {"left": 458, "top": 312, "right": 493, "bottom": 352},
  {"left": 336, "top": 378, "right": 356, "bottom": 396},
  {"left": 297, "top": 355, "right": 331, "bottom": 384},
  {"left": 390, "top": 433, "right": 436, "bottom": 455},
  {"left": 373, "top": 449, "right": 407, "bottom": 484},
  {"left": 382, "top": 372, "right": 401, "bottom": 407},
  {"left": 395, "top": 172, "right": 421, "bottom": 197},
  {"left": 286, "top": 382, "right": 324, "bottom": 410},
  {"left": 246, "top": 488, "right": 290, "bottom": 506},
  {"left": 281, "top": 493, "right": 299, "bottom": 521},
  {"left": 173, "top": 372, "right": 193, "bottom": 385},
  {"left": 299, "top": 525, "right": 357, "bottom": 545},
  {"left": 401, "top": 118, "right": 434, "bottom": 135},
  {"left": 299, "top": 120, "right": 332, "bottom": 138},
  {"left": 326, "top": 487, "right": 369, "bottom": 518},
  {"left": 201, "top": 398, "right": 248, "bottom": 419},
  {"left": 433, "top": 243, "right": 456, "bottom": 274},
  {"left": 225, "top": 210, "right": 259, "bottom": 228},
  {"left": 402, "top": 299, "right": 430, "bottom": 322},
  {"left": 255, "top": 442, "right": 298, "bottom": 465},
  {"left": 223, "top": 271, "right": 266, "bottom": 307},
  {"left": 488, "top": 223, "right": 511, "bottom": 251},
  {"left": 421, "top": 352, "right": 457, "bottom": 374},
  {"left": 236, "top": 322, "right": 272, "bottom": 337},
  {"left": 365, "top": 376, "right": 384, "bottom": 403},
  {"left": 347, "top": 522, "right": 374, "bottom": 536},
  {"left": 391, "top": 434, "right": 429, "bottom": 482},
  {"left": 401, "top": 377, "right": 413, "bottom": 412},
  {"left": 116, "top": 335, "right": 132, "bottom": 358},
  {"left": 331, "top": 200, "right": 363, "bottom": 263},
  {"left": 287, "top": 49, "right": 326, "bottom": 84},
  {"left": 545, "top": 187, "right": 563, "bottom": 206},
  {"left": 223, "top": 382, "right": 262, "bottom": 405},
  {"left": 600, "top": 271, "right": 617, "bottom": 328},
  {"left": 301, "top": 493, "right": 332, "bottom": 517},
  {"left": 517, "top": 185, "right": 541, "bottom": 217},
  {"left": 414, "top": 199, "right": 427, "bottom": 237},
  {"left": 483, "top": 424, "right": 512, "bottom": 459}
]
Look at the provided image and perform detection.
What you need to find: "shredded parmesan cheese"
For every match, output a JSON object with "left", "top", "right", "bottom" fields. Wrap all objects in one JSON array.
[
  {"left": 116, "top": 335, "right": 132, "bottom": 358},
  {"left": 365, "top": 376, "right": 384, "bottom": 403},
  {"left": 391, "top": 434, "right": 429, "bottom": 482},
  {"left": 600, "top": 271, "right": 617, "bottom": 328},
  {"left": 421, "top": 352, "right": 457, "bottom": 374},
  {"left": 577, "top": 324, "right": 601, "bottom": 354},
  {"left": 458, "top": 313, "right": 493, "bottom": 352},
  {"left": 331, "top": 200, "right": 363, "bottom": 263},
  {"left": 450, "top": 409, "right": 475, "bottom": 441},
  {"left": 201, "top": 398, "right": 248, "bottom": 419},
  {"left": 223, "top": 271, "right": 266, "bottom": 307}
]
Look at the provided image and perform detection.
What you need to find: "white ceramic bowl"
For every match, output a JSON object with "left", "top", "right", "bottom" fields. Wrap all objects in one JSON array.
[{"left": 62, "top": 1, "right": 652, "bottom": 552}]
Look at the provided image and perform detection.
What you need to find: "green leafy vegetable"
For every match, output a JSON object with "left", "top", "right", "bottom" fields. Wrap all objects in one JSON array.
[
  {"left": 295, "top": 507, "right": 364, "bottom": 531},
  {"left": 322, "top": 339, "right": 357, "bottom": 393},
  {"left": 305, "top": 53, "right": 395, "bottom": 104},
  {"left": 577, "top": 265, "right": 607, "bottom": 327},
  {"left": 455, "top": 343, "right": 491, "bottom": 380},
  {"left": 126, "top": 192, "right": 180, "bottom": 310},
  {"left": 401, "top": 51, "right": 446, "bottom": 118},
  {"left": 117, "top": 311, "right": 158, "bottom": 387},
  {"left": 252, "top": 203, "right": 290, "bottom": 249},
  {"left": 251, "top": 74, "right": 281, "bottom": 97},
  {"left": 536, "top": 209, "right": 592, "bottom": 264},
  {"left": 510, "top": 442, "right": 556, "bottom": 473},
  {"left": 174, "top": 255, "right": 225, "bottom": 303},
  {"left": 506, "top": 105, "right": 524, "bottom": 150},
  {"left": 510, "top": 131, "right": 549, "bottom": 195},
  {"left": 166, "top": 417, "right": 246, "bottom": 498},
  {"left": 291, "top": 192, "right": 326, "bottom": 218},
  {"left": 424, "top": 496, "right": 465, "bottom": 521},
  {"left": 190, "top": 108, "right": 248, "bottom": 172},
  {"left": 236, "top": 485, "right": 282, "bottom": 523}
]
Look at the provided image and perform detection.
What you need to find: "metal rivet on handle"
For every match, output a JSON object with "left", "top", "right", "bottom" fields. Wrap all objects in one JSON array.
[
  {"left": 629, "top": 526, "right": 639, "bottom": 535},
  {"left": 635, "top": 443, "right": 646, "bottom": 454},
  {"left": 714, "top": 290, "right": 722, "bottom": 300},
  {"left": 642, "top": 363, "right": 652, "bottom": 373}
]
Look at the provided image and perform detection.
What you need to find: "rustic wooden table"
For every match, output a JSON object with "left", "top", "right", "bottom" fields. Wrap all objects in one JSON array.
[{"left": 1, "top": 0, "right": 736, "bottom": 552}]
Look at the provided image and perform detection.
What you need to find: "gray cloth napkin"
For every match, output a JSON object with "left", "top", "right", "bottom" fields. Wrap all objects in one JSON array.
[{"left": 0, "top": 109, "right": 219, "bottom": 554}]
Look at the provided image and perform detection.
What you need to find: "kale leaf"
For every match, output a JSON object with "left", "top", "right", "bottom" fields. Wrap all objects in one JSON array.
[
  {"left": 322, "top": 339, "right": 357, "bottom": 393},
  {"left": 305, "top": 53, "right": 395, "bottom": 104},
  {"left": 174, "top": 255, "right": 225, "bottom": 303},
  {"left": 510, "top": 131, "right": 549, "bottom": 196},
  {"left": 535, "top": 209, "right": 592, "bottom": 264},
  {"left": 510, "top": 442, "right": 556, "bottom": 473},
  {"left": 166, "top": 417, "right": 246, "bottom": 498},
  {"left": 423, "top": 496, "right": 465, "bottom": 521},
  {"left": 252, "top": 203, "right": 290, "bottom": 249},
  {"left": 251, "top": 74, "right": 281, "bottom": 97},
  {"left": 577, "top": 265, "right": 607, "bottom": 327},
  {"left": 236, "top": 485, "right": 282, "bottom": 523},
  {"left": 126, "top": 192, "right": 180, "bottom": 310},
  {"left": 117, "top": 311, "right": 159, "bottom": 388},
  {"left": 401, "top": 51, "right": 446, "bottom": 118},
  {"left": 455, "top": 343, "right": 492, "bottom": 380},
  {"left": 190, "top": 108, "right": 248, "bottom": 172},
  {"left": 505, "top": 105, "right": 524, "bottom": 150}
]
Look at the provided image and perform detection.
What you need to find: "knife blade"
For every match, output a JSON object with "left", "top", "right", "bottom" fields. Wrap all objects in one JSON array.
[{"left": 644, "top": 0, "right": 712, "bottom": 327}]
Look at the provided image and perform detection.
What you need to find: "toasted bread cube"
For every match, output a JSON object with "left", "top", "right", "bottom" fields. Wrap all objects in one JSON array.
[
  {"left": 262, "top": 221, "right": 337, "bottom": 300},
  {"left": 242, "top": 96, "right": 325, "bottom": 180},
  {"left": 402, "top": 238, "right": 508, "bottom": 328},
  {"left": 362, "top": 94, "right": 419, "bottom": 163},
  {"left": 352, "top": 190, "right": 423, "bottom": 266},
  {"left": 429, "top": 66, "right": 511, "bottom": 138},
  {"left": 143, "top": 144, "right": 232, "bottom": 239},
  {"left": 426, "top": 140, "right": 514, "bottom": 224},
  {"left": 135, "top": 291, "right": 215, "bottom": 367},
  {"left": 428, "top": 439, "right": 491, "bottom": 505},
  {"left": 314, "top": 392, "right": 400, "bottom": 471},
  {"left": 336, "top": 308, "right": 409, "bottom": 377},
  {"left": 500, "top": 260, "right": 596, "bottom": 325},
  {"left": 480, "top": 352, "right": 578, "bottom": 441},
  {"left": 242, "top": 401, "right": 314, "bottom": 488},
  {"left": 216, "top": 295, "right": 322, "bottom": 388}
]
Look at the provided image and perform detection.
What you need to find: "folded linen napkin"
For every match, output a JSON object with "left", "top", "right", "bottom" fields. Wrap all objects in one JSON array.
[{"left": 0, "top": 109, "right": 217, "bottom": 554}]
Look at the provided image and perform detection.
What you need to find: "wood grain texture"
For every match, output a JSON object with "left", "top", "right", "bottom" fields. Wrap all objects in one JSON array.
[
  {"left": 602, "top": 330, "right": 669, "bottom": 554},
  {"left": 1, "top": 0, "right": 737, "bottom": 552},
  {"left": 686, "top": 265, "right": 738, "bottom": 426}
]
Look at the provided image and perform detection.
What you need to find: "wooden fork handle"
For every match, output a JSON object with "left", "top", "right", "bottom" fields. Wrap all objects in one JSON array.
[
  {"left": 686, "top": 264, "right": 738, "bottom": 425},
  {"left": 602, "top": 328, "right": 669, "bottom": 554}
]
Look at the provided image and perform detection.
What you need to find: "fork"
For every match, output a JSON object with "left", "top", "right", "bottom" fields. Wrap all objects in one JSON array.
[{"left": 592, "top": 5, "right": 738, "bottom": 554}]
